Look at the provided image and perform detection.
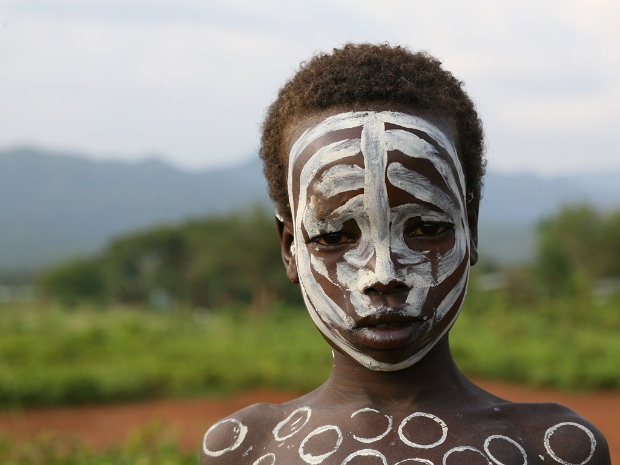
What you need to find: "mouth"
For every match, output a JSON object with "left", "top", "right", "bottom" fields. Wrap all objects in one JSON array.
[
  {"left": 352, "top": 313, "right": 427, "bottom": 350},
  {"left": 372, "top": 322, "right": 404, "bottom": 329}
]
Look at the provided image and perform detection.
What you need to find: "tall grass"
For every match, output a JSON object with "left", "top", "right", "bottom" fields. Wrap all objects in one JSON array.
[{"left": 0, "top": 288, "right": 619, "bottom": 409}]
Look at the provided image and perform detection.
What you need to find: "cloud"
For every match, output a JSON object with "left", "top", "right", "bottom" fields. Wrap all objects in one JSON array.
[{"left": 0, "top": 0, "right": 618, "bottom": 174}]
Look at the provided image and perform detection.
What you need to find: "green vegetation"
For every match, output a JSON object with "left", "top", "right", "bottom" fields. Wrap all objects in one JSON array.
[
  {"left": 453, "top": 284, "right": 620, "bottom": 390},
  {"left": 535, "top": 204, "right": 620, "bottom": 295},
  {"left": 0, "top": 303, "right": 330, "bottom": 409},
  {"left": 1, "top": 284, "right": 619, "bottom": 409},
  {"left": 0, "top": 422, "right": 195, "bottom": 465},
  {"left": 40, "top": 208, "right": 301, "bottom": 309}
]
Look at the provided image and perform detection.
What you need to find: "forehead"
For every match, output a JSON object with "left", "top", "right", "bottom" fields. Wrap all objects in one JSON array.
[{"left": 288, "top": 111, "right": 465, "bottom": 214}]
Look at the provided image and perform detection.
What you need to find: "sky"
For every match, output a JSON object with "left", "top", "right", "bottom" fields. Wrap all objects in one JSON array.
[{"left": 0, "top": 0, "right": 618, "bottom": 175}]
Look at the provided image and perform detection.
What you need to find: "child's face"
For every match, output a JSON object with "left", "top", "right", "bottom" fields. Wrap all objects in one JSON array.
[{"left": 282, "top": 110, "right": 476, "bottom": 371}]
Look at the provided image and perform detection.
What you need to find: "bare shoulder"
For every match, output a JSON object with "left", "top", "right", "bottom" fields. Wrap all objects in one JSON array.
[
  {"left": 492, "top": 400, "right": 611, "bottom": 465},
  {"left": 200, "top": 398, "right": 309, "bottom": 465}
]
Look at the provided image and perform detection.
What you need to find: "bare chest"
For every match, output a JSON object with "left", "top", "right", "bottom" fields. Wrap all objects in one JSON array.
[{"left": 202, "top": 404, "right": 597, "bottom": 465}]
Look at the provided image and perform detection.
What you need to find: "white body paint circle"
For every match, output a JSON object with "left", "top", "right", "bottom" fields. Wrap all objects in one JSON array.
[
  {"left": 350, "top": 407, "right": 393, "bottom": 443},
  {"left": 443, "top": 446, "right": 491, "bottom": 465},
  {"left": 298, "top": 425, "right": 343, "bottom": 464},
  {"left": 395, "top": 459, "right": 435, "bottom": 465},
  {"left": 202, "top": 418, "right": 248, "bottom": 457},
  {"left": 253, "top": 453, "right": 276, "bottom": 465},
  {"left": 543, "top": 422, "right": 596, "bottom": 465},
  {"left": 273, "top": 406, "right": 312, "bottom": 441},
  {"left": 288, "top": 111, "right": 471, "bottom": 372},
  {"left": 398, "top": 412, "right": 448, "bottom": 449},
  {"left": 341, "top": 449, "right": 388, "bottom": 465},
  {"left": 483, "top": 435, "right": 527, "bottom": 465}
]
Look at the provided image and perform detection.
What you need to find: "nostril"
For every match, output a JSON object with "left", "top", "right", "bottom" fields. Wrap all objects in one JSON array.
[
  {"left": 365, "top": 287, "right": 380, "bottom": 295},
  {"left": 363, "top": 282, "right": 410, "bottom": 295}
]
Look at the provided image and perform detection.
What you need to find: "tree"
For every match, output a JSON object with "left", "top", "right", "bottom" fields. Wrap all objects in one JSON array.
[{"left": 534, "top": 204, "right": 620, "bottom": 295}]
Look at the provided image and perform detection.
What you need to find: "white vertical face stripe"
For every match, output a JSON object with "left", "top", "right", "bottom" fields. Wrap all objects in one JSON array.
[{"left": 288, "top": 111, "right": 471, "bottom": 371}]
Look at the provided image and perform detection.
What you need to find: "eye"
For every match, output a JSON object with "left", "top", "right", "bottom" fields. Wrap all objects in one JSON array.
[
  {"left": 408, "top": 222, "right": 452, "bottom": 237},
  {"left": 311, "top": 232, "right": 353, "bottom": 246}
]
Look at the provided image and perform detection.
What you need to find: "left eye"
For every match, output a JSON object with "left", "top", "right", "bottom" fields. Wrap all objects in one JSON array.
[
  {"left": 312, "top": 233, "right": 352, "bottom": 245},
  {"left": 408, "top": 223, "right": 450, "bottom": 237}
]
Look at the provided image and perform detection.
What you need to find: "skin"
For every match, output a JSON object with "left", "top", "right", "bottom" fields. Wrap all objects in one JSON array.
[{"left": 201, "top": 106, "right": 611, "bottom": 465}]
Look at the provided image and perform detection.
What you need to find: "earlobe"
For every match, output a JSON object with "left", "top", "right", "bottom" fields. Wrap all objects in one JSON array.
[
  {"left": 276, "top": 216, "right": 299, "bottom": 283},
  {"left": 467, "top": 209, "right": 479, "bottom": 266}
]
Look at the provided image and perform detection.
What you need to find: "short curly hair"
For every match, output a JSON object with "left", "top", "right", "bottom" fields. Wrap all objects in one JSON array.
[{"left": 260, "top": 43, "right": 485, "bottom": 221}]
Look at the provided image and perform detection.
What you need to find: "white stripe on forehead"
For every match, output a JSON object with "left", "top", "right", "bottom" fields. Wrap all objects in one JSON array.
[
  {"left": 387, "top": 163, "right": 458, "bottom": 215},
  {"left": 288, "top": 111, "right": 465, "bottom": 197},
  {"left": 315, "top": 164, "right": 364, "bottom": 198},
  {"left": 385, "top": 129, "right": 465, "bottom": 211},
  {"left": 296, "top": 139, "right": 360, "bottom": 220}
]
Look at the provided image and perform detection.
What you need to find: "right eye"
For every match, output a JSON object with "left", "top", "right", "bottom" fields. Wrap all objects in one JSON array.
[{"left": 311, "top": 233, "right": 353, "bottom": 246}]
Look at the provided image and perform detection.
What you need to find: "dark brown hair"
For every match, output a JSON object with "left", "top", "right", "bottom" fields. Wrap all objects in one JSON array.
[{"left": 260, "top": 43, "right": 485, "bottom": 220}]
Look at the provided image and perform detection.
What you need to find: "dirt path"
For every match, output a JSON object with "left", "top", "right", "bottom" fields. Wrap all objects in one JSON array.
[{"left": 0, "top": 380, "right": 618, "bottom": 462}]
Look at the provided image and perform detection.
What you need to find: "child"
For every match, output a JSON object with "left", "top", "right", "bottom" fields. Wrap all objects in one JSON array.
[{"left": 201, "top": 44, "right": 610, "bottom": 465}]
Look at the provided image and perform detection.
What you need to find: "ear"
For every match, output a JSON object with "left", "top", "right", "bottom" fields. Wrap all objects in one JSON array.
[
  {"left": 467, "top": 208, "right": 479, "bottom": 266},
  {"left": 276, "top": 216, "right": 299, "bottom": 283}
]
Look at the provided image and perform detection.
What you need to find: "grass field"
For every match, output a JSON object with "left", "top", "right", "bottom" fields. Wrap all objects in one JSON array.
[
  {"left": 0, "top": 422, "right": 196, "bottom": 465},
  {"left": 0, "top": 286, "right": 619, "bottom": 409}
]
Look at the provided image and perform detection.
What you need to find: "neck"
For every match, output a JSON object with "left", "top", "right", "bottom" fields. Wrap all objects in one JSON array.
[{"left": 319, "top": 337, "right": 472, "bottom": 409}]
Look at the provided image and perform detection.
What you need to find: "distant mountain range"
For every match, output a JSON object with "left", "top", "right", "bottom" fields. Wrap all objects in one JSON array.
[{"left": 1, "top": 147, "right": 619, "bottom": 273}]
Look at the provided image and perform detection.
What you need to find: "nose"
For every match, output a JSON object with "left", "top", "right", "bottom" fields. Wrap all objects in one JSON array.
[
  {"left": 359, "top": 250, "right": 410, "bottom": 295},
  {"left": 364, "top": 280, "right": 410, "bottom": 295}
]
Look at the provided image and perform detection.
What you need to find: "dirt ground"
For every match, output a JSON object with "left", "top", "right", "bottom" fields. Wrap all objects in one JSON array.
[{"left": 0, "top": 380, "right": 618, "bottom": 462}]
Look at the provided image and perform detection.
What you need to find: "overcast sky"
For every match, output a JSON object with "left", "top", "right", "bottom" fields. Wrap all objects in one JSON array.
[{"left": 1, "top": 0, "right": 618, "bottom": 175}]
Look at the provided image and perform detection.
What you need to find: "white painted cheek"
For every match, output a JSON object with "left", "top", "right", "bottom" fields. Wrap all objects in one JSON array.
[
  {"left": 387, "top": 166, "right": 468, "bottom": 286},
  {"left": 403, "top": 286, "right": 430, "bottom": 317},
  {"left": 295, "top": 236, "right": 352, "bottom": 329},
  {"left": 389, "top": 207, "right": 434, "bottom": 276},
  {"left": 435, "top": 221, "right": 468, "bottom": 283},
  {"left": 434, "top": 270, "right": 468, "bottom": 321},
  {"left": 310, "top": 255, "right": 335, "bottom": 285},
  {"left": 389, "top": 205, "right": 441, "bottom": 318}
]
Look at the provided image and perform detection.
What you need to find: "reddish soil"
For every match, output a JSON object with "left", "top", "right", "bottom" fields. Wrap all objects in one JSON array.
[{"left": 0, "top": 381, "right": 618, "bottom": 462}]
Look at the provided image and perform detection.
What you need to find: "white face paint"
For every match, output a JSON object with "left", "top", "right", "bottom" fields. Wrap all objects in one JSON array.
[{"left": 288, "top": 111, "right": 472, "bottom": 371}]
